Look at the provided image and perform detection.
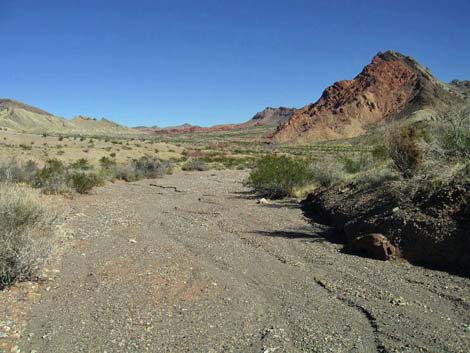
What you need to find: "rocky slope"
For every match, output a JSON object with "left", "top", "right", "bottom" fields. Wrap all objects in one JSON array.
[
  {"left": 0, "top": 99, "right": 137, "bottom": 135},
  {"left": 272, "top": 51, "right": 465, "bottom": 143},
  {"left": 244, "top": 107, "right": 296, "bottom": 127}
]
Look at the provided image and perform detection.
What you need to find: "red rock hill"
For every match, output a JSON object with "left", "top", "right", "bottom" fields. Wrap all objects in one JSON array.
[{"left": 272, "top": 51, "right": 463, "bottom": 143}]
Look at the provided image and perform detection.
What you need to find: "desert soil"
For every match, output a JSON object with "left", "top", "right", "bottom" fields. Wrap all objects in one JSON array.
[{"left": 6, "top": 171, "right": 470, "bottom": 352}]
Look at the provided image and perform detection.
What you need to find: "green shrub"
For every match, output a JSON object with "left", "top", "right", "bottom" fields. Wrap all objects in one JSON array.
[
  {"left": 68, "top": 171, "right": 103, "bottom": 194},
  {"left": 0, "top": 184, "right": 53, "bottom": 289},
  {"left": 247, "top": 156, "right": 314, "bottom": 199},
  {"left": 70, "top": 158, "right": 92, "bottom": 170},
  {"left": 182, "top": 159, "right": 208, "bottom": 171},
  {"left": 99, "top": 156, "right": 116, "bottom": 169},
  {"left": 33, "top": 159, "right": 69, "bottom": 194}
]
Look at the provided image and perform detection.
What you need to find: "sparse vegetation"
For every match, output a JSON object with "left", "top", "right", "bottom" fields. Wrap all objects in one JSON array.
[
  {"left": 68, "top": 171, "right": 103, "bottom": 194},
  {"left": 33, "top": 159, "right": 70, "bottom": 194},
  {"left": 115, "top": 157, "right": 172, "bottom": 181},
  {"left": 0, "top": 160, "right": 38, "bottom": 184},
  {"left": 182, "top": 159, "right": 208, "bottom": 171},
  {"left": 0, "top": 183, "right": 53, "bottom": 289}
]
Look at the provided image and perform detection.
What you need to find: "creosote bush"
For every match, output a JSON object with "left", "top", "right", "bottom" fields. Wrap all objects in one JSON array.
[
  {"left": 247, "top": 155, "right": 314, "bottom": 199},
  {"left": 68, "top": 171, "right": 103, "bottom": 194},
  {"left": 0, "top": 183, "right": 53, "bottom": 289}
]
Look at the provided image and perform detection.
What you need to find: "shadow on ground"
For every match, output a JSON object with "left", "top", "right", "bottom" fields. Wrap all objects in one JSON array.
[
  {"left": 230, "top": 191, "right": 301, "bottom": 209},
  {"left": 253, "top": 226, "right": 343, "bottom": 245}
]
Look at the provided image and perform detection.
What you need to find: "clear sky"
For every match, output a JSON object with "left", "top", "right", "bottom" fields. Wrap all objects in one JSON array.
[{"left": 0, "top": 0, "right": 469, "bottom": 127}]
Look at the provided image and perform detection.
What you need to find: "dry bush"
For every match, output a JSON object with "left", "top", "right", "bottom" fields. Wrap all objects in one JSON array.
[
  {"left": 386, "top": 125, "right": 424, "bottom": 178},
  {"left": 0, "top": 184, "right": 53, "bottom": 289},
  {"left": 311, "top": 159, "right": 346, "bottom": 188},
  {"left": 114, "top": 157, "right": 172, "bottom": 181},
  {"left": 182, "top": 159, "right": 208, "bottom": 171},
  {"left": 0, "top": 160, "right": 38, "bottom": 184}
]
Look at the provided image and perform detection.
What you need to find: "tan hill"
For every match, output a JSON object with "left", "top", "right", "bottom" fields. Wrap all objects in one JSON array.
[
  {"left": 272, "top": 51, "right": 466, "bottom": 143},
  {"left": 0, "top": 99, "right": 137, "bottom": 135},
  {"left": 70, "top": 115, "right": 137, "bottom": 135}
]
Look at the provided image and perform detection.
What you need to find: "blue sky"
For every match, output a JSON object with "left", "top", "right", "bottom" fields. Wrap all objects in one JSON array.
[{"left": 0, "top": 0, "right": 469, "bottom": 127}]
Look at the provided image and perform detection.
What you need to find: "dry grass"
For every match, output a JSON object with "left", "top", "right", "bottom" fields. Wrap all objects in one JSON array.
[{"left": 0, "top": 183, "right": 54, "bottom": 289}]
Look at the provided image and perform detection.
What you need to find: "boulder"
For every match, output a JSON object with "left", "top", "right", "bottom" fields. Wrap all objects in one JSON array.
[{"left": 350, "top": 233, "right": 398, "bottom": 261}]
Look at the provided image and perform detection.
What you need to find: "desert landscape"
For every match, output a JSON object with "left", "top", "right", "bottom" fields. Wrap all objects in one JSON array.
[
  {"left": 1, "top": 1, "right": 470, "bottom": 352},
  {"left": 0, "top": 49, "right": 469, "bottom": 352}
]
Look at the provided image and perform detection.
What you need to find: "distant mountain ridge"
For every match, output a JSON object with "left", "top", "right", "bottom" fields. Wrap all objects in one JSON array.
[
  {"left": 272, "top": 51, "right": 467, "bottom": 143},
  {"left": 0, "top": 99, "right": 137, "bottom": 134},
  {"left": 135, "top": 106, "right": 296, "bottom": 135}
]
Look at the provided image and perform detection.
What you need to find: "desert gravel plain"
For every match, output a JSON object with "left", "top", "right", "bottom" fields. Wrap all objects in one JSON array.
[{"left": 0, "top": 170, "right": 468, "bottom": 353}]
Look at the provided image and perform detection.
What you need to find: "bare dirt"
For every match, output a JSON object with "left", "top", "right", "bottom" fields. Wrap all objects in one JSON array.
[{"left": 3, "top": 171, "right": 469, "bottom": 352}]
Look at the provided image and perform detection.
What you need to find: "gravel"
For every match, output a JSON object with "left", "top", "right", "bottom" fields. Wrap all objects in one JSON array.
[{"left": 12, "top": 170, "right": 470, "bottom": 353}]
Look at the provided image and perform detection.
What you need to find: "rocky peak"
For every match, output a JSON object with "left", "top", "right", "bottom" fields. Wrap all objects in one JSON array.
[{"left": 272, "top": 51, "right": 462, "bottom": 143}]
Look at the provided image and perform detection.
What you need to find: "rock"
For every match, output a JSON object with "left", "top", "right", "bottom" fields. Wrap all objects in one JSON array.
[{"left": 350, "top": 233, "right": 398, "bottom": 261}]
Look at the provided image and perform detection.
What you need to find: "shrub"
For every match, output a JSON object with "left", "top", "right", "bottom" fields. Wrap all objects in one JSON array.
[
  {"left": 182, "top": 159, "right": 208, "bottom": 171},
  {"left": 311, "top": 160, "right": 345, "bottom": 188},
  {"left": 0, "top": 160, "right": 38, "bottom": 184},
  {"left": 114, "top": 163, "right": 138, "bottom": 182},
  {"left": 68, "top": 171, "right": 103, "bottom": 194},
  {"left": 437, "top": 108, "right": 470, "bottom": 158},
  {"left": 353, "top": 167, "right": 399, "bottom": 190},
  {"left": 70, "top": 158, "right": 92, "bottom": 170},
  {"left": 33, "top": 159, "right": 70, "bottom": 194},
  {"left": 387, "top": 125, "right": 423, "bottom": 178},
  {"left": 341, "top": 153, "right": 374, "bottom": 174},
  {"left": 0, "top": 184, "right": 53, "bottom": 289},
  {"left": 113, "top": 158, "right": 171, "bottom": 181},
  {"left": 133, "top": 157, "right": 171, "bottom": 179},
  {"left": 247, "top": 156, "right": 314, "bottom": 199},
  {"left": 99, "top": 156, "right": 116, "bottom": 169}
]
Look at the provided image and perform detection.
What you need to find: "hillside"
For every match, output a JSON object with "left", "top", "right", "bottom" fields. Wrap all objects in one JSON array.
[
  {"left": 244, "top": 107, "right": 296, "bottom": 127},
  {"left": 0, "top": 99, "right": 137, "bottom": 135},
  {"left": 272, "top": 51, "right": 466, "bottom": 143}
]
